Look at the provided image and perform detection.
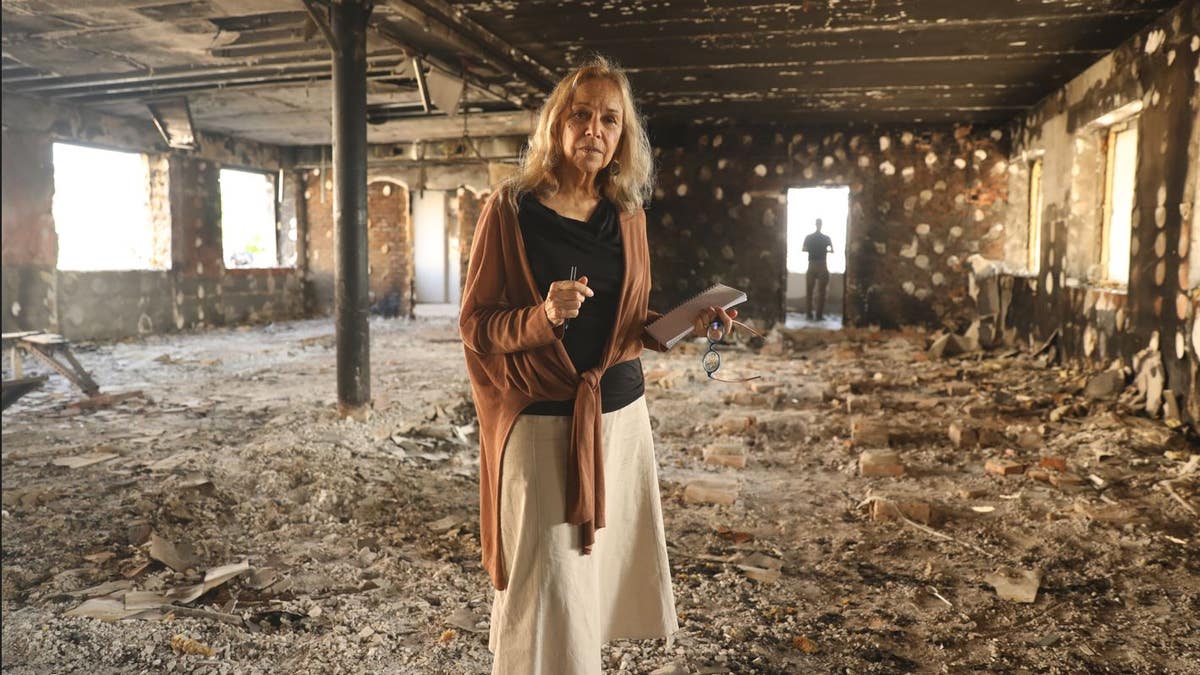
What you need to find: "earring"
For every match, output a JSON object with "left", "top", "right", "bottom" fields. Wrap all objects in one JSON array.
[{"left": 608, "top": 159, "right": 621, "bottom": 176}]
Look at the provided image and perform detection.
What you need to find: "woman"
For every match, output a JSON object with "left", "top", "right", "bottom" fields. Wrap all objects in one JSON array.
[{"left": 459, "top": 56, "right": 738, "bottom": 675}]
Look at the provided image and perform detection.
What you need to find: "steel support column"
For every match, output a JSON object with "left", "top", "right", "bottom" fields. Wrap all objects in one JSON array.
[{"left": 330, "top": 0, "right": 373, "bottom": 418}]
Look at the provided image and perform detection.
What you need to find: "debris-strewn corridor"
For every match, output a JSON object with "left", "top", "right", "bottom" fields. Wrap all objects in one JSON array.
[{"left": 2, "top": 318, "right": 1195, "bottom": 673}]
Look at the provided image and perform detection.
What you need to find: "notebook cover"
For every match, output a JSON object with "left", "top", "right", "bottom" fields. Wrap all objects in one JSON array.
[{"left": 646, "top": 283, "right": 747, "bottom": 349}]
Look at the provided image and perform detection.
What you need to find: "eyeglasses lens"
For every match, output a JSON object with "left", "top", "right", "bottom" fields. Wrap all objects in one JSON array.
[{"left": 706, "top": 322, "right": 725, "bottom": 343}]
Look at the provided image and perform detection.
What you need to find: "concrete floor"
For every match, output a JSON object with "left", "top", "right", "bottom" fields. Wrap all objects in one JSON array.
[{"left": 1, "top": 317, "right": 1196, "bottom": 673}]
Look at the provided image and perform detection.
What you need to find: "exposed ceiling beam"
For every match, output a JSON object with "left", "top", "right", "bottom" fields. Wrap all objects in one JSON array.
[
  {"left": 2, "top": 52, "right": 407, "bottom": 96},
  {"left": 379, "top": 0, "right": 559, "bottom": 103},
  {"left": 59, "top": 64, "right": 407, "bottom": 104},
  {"left": 300, "top": 0, "right": 338, "bottom": 52},
  {"left": 369, "top": 21, "right": 525, "bottom": 109},
  {"left": 396, "top": 0, "right": 558, "bottom": 92}
]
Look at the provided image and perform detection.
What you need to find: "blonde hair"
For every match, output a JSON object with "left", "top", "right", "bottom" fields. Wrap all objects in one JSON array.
[{"left": 508, "top": 55, "right": 654, "bottom": 213}]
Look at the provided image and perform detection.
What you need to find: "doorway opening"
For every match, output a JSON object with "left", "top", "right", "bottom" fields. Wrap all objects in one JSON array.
[
  {"left": 786, "top": 186, "right": 849, "bottom": 328},
  {"left": 411, "top": 189, "right": 461, "bottom": 318}
]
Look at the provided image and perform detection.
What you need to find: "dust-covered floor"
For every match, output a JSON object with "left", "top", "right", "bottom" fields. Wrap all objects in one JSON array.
[{"left": 1, "top": 316, "right": 1197, "bottom": 674}]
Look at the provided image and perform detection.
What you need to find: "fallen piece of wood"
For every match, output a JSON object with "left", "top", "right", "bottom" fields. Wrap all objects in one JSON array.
[{"left": 1159, "top": 481, "right": 1198, "bottom": 518}]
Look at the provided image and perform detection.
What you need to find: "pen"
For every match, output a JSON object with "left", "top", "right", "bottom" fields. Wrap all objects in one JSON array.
[{"left": 564, "top": 265, "right": 577, "bottom": 331}]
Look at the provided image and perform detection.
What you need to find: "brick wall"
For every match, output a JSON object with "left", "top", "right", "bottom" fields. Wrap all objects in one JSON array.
[{"left": 302, "top": 171, "right": 415, "bottom": 318}]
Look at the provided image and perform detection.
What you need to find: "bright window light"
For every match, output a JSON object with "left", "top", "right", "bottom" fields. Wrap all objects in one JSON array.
[
  {"left": 220, "top": 168, "right": 280, "bottom": 269},
  {"left": 787, "top": 186, "right": 849, "bottom": 274},
  {"left": 52, "top": 143, "right": 163, "bottom": 271},
  {"left": 1028, "top": 158, "right": 1044, "bottom": 274},
  {"left": 1102, "top": 122, "right": 1137, "bottom": 285}
]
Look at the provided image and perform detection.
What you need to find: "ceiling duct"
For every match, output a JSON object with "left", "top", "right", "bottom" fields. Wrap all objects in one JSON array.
[{"left": 147, "top": 97, "right": 198, "bottom": 150}]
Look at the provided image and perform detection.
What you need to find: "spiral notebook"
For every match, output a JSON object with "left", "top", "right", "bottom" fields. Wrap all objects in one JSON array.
[{"left": 646, "top": 283, "right": 747, "bottom": 350}]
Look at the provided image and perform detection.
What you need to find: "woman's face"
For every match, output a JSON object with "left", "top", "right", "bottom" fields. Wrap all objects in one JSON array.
[{"left": 559, "top": 78, "right": 624, "bottom": 180}]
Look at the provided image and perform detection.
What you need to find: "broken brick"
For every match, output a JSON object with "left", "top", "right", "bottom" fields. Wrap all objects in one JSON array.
[
  {"left": 749, "top": 381, "right": 779, "bottom": 395},
  {"left": 850, "top": 417, "right": 890, "bottom": 447},
  {"left": 683, "top": 480, "right": 739, "bottom": 505},
  {"left": 985, "top": 459, "right": 1026, "bottom": 477},
  {"left": 948, "top": 422, "right": 978, "bottom": 448},
  {"left": 1039, "top": 457, "right": 1068, "bottom": 472},
  {"left": 859, "top": 450, "right": 906, "bottom": 477}
]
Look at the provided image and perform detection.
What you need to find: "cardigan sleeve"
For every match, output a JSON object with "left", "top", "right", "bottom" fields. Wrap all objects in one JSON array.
[{"left": 460, "top": 193, "right": 564, "bottom": 356}]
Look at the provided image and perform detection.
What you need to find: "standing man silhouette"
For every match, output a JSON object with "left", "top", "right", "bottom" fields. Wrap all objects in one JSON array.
[{"left": 801, "top": 218, "right": 834, "bottom": 320}]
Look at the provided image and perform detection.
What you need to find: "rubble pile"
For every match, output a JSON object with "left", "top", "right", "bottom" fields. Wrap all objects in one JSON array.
[{"left": 1, "top": 317, "right": 1195, "bottom": 673}]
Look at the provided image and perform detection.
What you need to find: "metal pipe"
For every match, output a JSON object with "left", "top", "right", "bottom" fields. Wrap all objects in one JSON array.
[
  {"left": 60, "top": 64, "right": 405, "bottom": 104},
  {"left": 6, "top": 51, "right": 405, "bottom": 95},
  {"left": 331, "top": 0, "right": 373, "bottom": 419}
]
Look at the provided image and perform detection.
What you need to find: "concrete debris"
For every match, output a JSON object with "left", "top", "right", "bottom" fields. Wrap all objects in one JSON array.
[
  {"left": 426, "top": 514, "right": 462, "bottom": 532},
  {"left": 735, "top": 552, "right": 784, "bottom": 584},
  {"left": 945, "top": 382, "right": 974, "bottom": 396},
  {"left": 710, "top": 415, "right": 757, "bottom": 436},
  {"left": 64, "top": 597, "right": 146, "bottom": 622},
  {"left": 2, "top": 318, "right": 1194, "bottom": 673},
  {"left": 51, "top": 450, "right": 120, "bottom": 469},
  {"left": 749, "top": 381, "right": 780, "bottom": 394},
  {"left": 869, "top": 497, "right": 944, "bottom": 526},
  {"left": 948, "top": 422, "right": 978, "bottom": 448},
  {"left": 850, "top": 417, "right": 891, "bottom": 447},
  {"left": 703, "top": 442, "right": 748, "bottom": 469},
  {"left": 859, "top": 449, "right": 906, "bottom": 477},
  {"left": 1074, "top": 502, "right": 1150, "bottom": 526},
  {"left": 245, "top": 567, "right": 278, "bottom": 590},
  {"left": 985, "top": 459, "right": 1026, "bottom": 477},
  {"left": 683, "top": 479, "right": 739, "bottom": 505},
  {"left": 1131, "top": 340, "right": 1165, "bottom": 417},
  {"left": 446, "top": 607, "right": 488, "bottom": 633},
  {"left": 725, "top": 391, "right": 775, "bottom": 407},
  {"left": 984, "top": 567, "right": 1041, "bottom": 603},
  {"left": 1048, "top": 471, "right": 1086, "bottom": 488},
  {"left": 1162, "top": 390, "right": 1182, "bottom": 428},
  {"left": 148, "top": 533, "right": 199, "bottom": 573},
  {"left": 1085, "top": 369, "right": 1126, "bottom": 400},
  {"left": 927, "top": 333, "right": 980, "bottom": 359}
]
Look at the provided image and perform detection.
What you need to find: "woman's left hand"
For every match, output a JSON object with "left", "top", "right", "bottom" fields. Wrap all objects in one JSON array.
[{"left": 692, "top": 306, "right": 738, "bottom": 339}]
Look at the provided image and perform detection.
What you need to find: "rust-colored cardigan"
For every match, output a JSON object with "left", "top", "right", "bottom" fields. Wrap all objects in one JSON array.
[{"left": 459, "top": 187, "right": 666, "bottom": 591}]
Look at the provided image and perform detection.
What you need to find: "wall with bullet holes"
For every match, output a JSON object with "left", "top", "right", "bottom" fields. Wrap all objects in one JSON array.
[
  {"left": 1003, "top": 1, "right": 1199, "bottom": 428},
  {"left": 642, "top": 123, "right": 1011, "bottom": 329}
]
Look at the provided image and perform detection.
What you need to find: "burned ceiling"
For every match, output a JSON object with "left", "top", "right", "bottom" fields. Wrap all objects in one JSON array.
[{"left": 0, "top": 0, "right": 1183, "bottom": 146}]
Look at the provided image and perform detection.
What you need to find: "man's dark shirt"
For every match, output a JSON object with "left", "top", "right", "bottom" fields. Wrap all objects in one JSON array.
[{"left": 802, "top": 232, "right": 833, "bottom": 267}]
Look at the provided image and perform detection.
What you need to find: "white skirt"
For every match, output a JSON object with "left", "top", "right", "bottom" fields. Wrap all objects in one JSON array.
[{"left": 488, "top": 396, "right": 678, "bottom": 675}]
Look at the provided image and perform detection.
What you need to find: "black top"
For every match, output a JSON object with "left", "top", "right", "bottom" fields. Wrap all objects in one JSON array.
[
  {"left": 802, "top": 231, "right": 833, "bottom": 266},
  {"left": 517, "top": 193, "right": 644, "bottom": 415}
]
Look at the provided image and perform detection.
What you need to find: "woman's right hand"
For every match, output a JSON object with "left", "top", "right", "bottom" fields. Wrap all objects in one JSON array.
[{"left": 543, "top": 276, "right": 592, "bottom": 326}]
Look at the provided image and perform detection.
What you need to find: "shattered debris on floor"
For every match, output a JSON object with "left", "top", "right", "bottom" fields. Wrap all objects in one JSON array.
[{"left": 1, "top": 317, "right": 1197, "bottom": 673}]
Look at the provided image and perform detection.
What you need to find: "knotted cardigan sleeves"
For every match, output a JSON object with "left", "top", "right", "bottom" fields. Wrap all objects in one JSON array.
[{"left": 459, "top": 187, "right": 667, "bottom": 591}]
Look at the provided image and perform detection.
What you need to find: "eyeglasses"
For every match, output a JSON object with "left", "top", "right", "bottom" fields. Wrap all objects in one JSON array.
[{"left": 702, "top": 319, "right": 763, "bottom": 383}]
